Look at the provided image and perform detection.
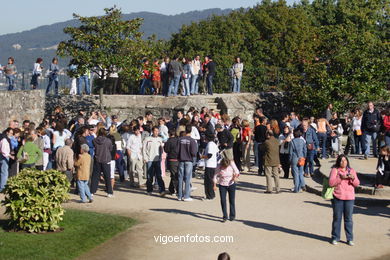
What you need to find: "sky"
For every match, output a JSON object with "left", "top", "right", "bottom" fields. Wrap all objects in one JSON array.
[{"left": 1, "top": 0, "right": 296, "bottom": 35}]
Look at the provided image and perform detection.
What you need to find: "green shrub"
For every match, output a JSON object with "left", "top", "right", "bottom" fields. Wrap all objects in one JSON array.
[{"left": 1, "top": 168, "right": 70, "bottom": 233}]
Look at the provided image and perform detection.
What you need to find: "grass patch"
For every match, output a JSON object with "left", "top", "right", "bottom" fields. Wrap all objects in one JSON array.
[{"left": 0, "top": 209, "right": 135, "bottom": 260}]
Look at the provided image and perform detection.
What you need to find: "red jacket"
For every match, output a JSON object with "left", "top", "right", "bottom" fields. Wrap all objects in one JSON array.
[{"left": 384, "top": 115, "right": 390, "bottom": 132}]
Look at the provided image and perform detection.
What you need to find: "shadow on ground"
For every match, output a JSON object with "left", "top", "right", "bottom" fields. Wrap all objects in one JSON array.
[{"left": 150, "top": 208, "right": 329, "bottom": 242}]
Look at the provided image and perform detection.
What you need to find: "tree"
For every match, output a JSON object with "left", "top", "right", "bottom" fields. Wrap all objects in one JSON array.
[{"left": 57, "top": 7, "right": 154, "bottom": 105}]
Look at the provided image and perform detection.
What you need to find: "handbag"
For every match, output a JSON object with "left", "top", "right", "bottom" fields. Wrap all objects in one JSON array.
[
  {"left": 321, "top": 177, "right": 334, "bottom": 200},
  {"left": 298, "top": 157, "right": 306, "bottom": 167},
  {"left": 18, "top": 149, "right": 29, "bottom": 164},
  {"left": 307, "top": 143, "right": 314, "bottom": 151}
]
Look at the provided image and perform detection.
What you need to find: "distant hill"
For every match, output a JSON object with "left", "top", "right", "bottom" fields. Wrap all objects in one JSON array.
[{"left": 0, "top": 8, "right": 232, "bottom": 72}]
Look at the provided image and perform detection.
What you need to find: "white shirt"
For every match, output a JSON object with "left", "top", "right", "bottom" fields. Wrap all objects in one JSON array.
[
  {"left": 191, "top": 126, "right": 200, "bottom": 140},
  {"left": 159, "top": 125, "right": 169, "bottom": 142},
  {"left": 126, "top": 134, "right": 143, "bottom": 160},
  {"left": 33, "top": 63, "right": 42, "bottom": 75},
  {"left": 352, "top": 117, "right": 362, "bottom": 131},
  {"left": 205, "top": 141, "right": 218, "bottom": 168}
]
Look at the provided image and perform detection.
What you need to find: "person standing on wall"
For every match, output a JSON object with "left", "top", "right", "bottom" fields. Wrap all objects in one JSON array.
[
  {"left": 31, "top": 58, "right": 43, "bottom": 90},
  {"left": 1, "top": 57, "right": 17, "bottom": 91},
  {"left": 232, "top": 56, "right": 243, "bottom": 93},
  {"left": 205, "top": 55, "right": 216, "bottom": 96},
  {"left": 46, "top": 57, "right": 60, "bottom": 96}
]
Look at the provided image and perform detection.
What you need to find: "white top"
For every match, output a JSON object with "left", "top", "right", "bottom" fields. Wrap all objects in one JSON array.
[
  {"left": 310, "top": 123, "right": 318, "bottom": 132},
  {"left": 159, "top": 125, "right": 169, "bottom": 142},
  {"left": 53, "top": 131, "right": 70, "bottom": 150},
  {"left": 160, "top": 62, "right": 168, "bottom": 73},
  {"left": 88, "top": 119, "right": 100, "bottom": 125},
  {"left": 126, "top": 134, "right": 142, "bottom": 160},
  {"left": 33, "top": 63, "right": 42, "bottom": 75},
  {"left": 191, "top": 126, "right": 200, "bottom": 140},
  {"left": 352, "top": 117, "right": 362, "bottom": 131},
  {"left": 205, "top": 141, "right": 218, "bottom": 168},
  {"left": 42, "top": 135, "right": 51, "bottom": 149},
  {"left": 279, "top": 133, "right": 293, "bottom": 154}
]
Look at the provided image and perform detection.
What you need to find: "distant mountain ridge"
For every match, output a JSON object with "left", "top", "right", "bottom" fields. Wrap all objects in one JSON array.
[{"left": 0, "top": 8, "right": 232, "bottom": 71}]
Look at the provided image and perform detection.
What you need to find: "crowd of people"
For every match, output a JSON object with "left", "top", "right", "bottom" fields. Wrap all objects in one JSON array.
[
  {"left": 0, "top": 55, "right": 245, "bottom": 95},
  {"left": 0, "top": 101, "right": 389, "bottom": 243}
]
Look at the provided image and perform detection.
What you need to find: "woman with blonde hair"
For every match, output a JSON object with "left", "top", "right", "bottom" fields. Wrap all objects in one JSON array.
[{"left": 270, "top": 119, "right": 280, "bottom": 137}]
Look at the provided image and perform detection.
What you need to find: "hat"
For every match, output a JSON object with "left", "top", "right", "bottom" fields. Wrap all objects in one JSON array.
[
  {"left": 215, "top": 124, "right": 223, "bottom": 129},
  {"left": 111, "top": 115, "right": 118, "bottom": 119}
]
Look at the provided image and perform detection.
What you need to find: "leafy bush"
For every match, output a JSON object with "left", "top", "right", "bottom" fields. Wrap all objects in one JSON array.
[{"left": 1, "top": 168, "right": 70, "bottom": 233}]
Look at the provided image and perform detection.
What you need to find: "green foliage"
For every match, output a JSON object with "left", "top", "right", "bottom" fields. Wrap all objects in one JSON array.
[
  {"left": 168, "top": 0, "right": 389, "bottom": 115},
  {"left": 57, "top": 6, "right": 159, "bottom": 93},
  {"left": 0, "top": 209, "right": 135, "bottom": 260},
  {"left": 1, "top": 168, "right": 70, "bottom": 233}
]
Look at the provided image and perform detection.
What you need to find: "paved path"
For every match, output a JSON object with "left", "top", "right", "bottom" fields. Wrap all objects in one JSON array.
[{"left": 61, "top": 161, "right": 390, "bottom": 260}]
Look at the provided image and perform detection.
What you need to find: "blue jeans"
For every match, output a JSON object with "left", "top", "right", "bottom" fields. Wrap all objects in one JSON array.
[
  {"left": 146, "top": 161, "right": 165, "bottom": 193},
  {"left": 139, "top": 78, "right": 154, "bottom": 95},
  {"left": 115, "top": 151, "right": 125, "bottom": 181},
  {"left": 364, "top": 131, "right": 378, "bottom": 156},
  {"left": 291, "top": 157, "right": 305, "bottom": 192},
  {"left": 77, "top": 180, "right": 92, "bottom": 202},
  {"left": 317, "top": 133, "right": 327, "bottom": 158},
  {"left": 46, "top": 75, "right": 59, "bottom": 95},
  {"left": 77, "top": 75, "right": 90, "bottom": 95},
  {"left": 183, "top": 78, "right": 191, "bottom": 96},
  {"left": 219, "top": 183, "right": 236, "bottom": 220},
  {"left": 385, "top": 135, "right": 390, "bottom": 147},
  {"left": 331, "top": 198, "right": 354, "bottom": 241},
  {"left": 168, "top": 75, "right": 181, "bottom": 96},
  {"left": 0, "top": 156, "right": 9, "bottom": 192},
  {"left": 304, "top": 149, "right": 315, "bottom": 175},
  {"left": 191, "top": 74, "right": 199, "bottom": 94},
  {"left": 6, "top": 75, "right": 15, "bottom": 90},
  {"left": 206, "top": 75, "right": 214, "bottom": 95},
  {"left": 178, "top": 161, "right": 193, "bottom": 199},
  {"left": 232, "top": 77, "right": 241, "bottom": 93}
]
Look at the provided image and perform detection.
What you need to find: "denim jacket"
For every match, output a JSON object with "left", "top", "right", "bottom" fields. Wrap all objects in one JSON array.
[
  {"left": 303, "top": 127, "right": 319, "bottom": 149},
  {"left": 289, "top": 137, "right": 307, "bottom": 161}
]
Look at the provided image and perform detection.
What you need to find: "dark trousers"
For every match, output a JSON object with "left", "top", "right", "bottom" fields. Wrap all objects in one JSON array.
[
  {"left": 35, "top": 165, "right": 44, "bottom": 171},
  {"left": 115, "top": 151, "right": 125, "bottom": 181},
  {"left": 331, "top": 198, "right": 354, "bottom": 241},
  {"left": 168, "top": 160, "right": 179, "bottom": 194},
  {"left": 376, "top": 171, "right": 390, "bottom": 186},
  {"left": 257, "top": 143, "right": 265, "bottom": 175},
  {"left": 206, "top": 75, "right": 214, "bottom": 95},
  {"left": 219, "top": 183, "right": 236, "bottom": 220},
  {"left": 146, "top": 161, "right": 165, "bottom": 193},
  {"left": 20, "top": 163, "right": 35, "bottom": 170},
  {"left": 204, "top": 167, "right": 216, "bottom": 199},
  {"left": 233, "top": 142, "right": 242, "bottom": 170},
  {"left": 91, "top": 161, "right": 113, "bottom": 194},
  {"left": 280, "top": 153, "right": 290, "bottom": 178}
]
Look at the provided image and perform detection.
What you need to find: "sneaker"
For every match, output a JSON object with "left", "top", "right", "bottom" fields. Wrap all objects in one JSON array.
[
  {"left": 264, "top": 191, "right": 272, "bottom": 194},
  {"left": 146, "top": 192, "right": 152, "bottom": 196},
  {"left": 107, "top": 194, "right": 114, "bottom": 198},
  {"left": 160, "top": 191, "right": 166, "bottom": 197},
  {"left": 347, "top": 241, "right": 354, "bottom": 246},
  {"left": 183, "top": 198, "right": 193, "bottom": 202},
  {"left": 331, "top": 240, "right": 338, "bottom": 245},
  {"left": 222, "top": 218, "right": 227, "bottom": 223},
  {"left": 177, "top": 197, "right": 183, "bottom": 201},
  {"left": 89, "top": 199, "right": 93, "bottom": 203},
  {"left": 363, "top": 155, "right": 368, "bottom": 160}
]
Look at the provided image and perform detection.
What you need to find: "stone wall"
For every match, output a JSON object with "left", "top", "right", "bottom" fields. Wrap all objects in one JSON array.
[
  {"left": 1, "top": 91, "right": 292, "bottom": 130},
  {"left": 0, "top": 90, "right": 45, "bottom": 130}
]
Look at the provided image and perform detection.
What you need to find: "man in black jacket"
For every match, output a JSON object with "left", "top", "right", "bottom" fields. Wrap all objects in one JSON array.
[
  {"left": 254, "top": 117, "right": 268, "bottom": 175},
  {"left": 164, "top": 129, "right": 180, "bottom": 195},
  {"left": 216, "top": 124, "right": 234, "bottom": 161},
  {"left": 205, "top": 56, "right": 216, "bottom": 95},
  {"left": 362, "top": 102, "right": 381, "bottom": 159}
]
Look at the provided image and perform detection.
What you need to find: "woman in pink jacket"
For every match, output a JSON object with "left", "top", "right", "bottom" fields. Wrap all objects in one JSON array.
[
  {"left": 329, "top": 154, "right": 360, "bottom": 246},
  {"left": 213, "top": 158, "right": 240, "bottom": 222}
]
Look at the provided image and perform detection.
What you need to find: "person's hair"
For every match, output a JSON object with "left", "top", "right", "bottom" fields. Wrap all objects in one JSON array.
[
  {"left": 242, "top": 119, "right": 250, "bottom": 128},
  {"left": 256, "top": 107, "right": 264, "bottom": 114},
  {"left": 143, "top": 124, "right": 151, "bottom": 133},
  {"left": 22, "top": 120, "right": 30, "bottom": 125},
  {"left": 217, "top": 252, "right": 231, "bottom": 260},
  {"left": 25, "top": 135, "right": 34, "bottom": 142},
  {"left": 36, "top": 57, "right": 43, "bottom": 63},
  {"left": 380, "top": 146, "right": 390, "bottom": 156},
  {"left": 206, "top": 133, "right": 215, "bottom": 141},
  {"left": 81, "top": 144, "right": 90, "bottom": 153},
  {"left": 133, "top": 126, "right": 140, "bottom": 132},
  {"left": 65, "top": 138, "right": 73, "bottom": 146},
  {"left": 145, "top": 111, "right": 153, "bottom": 117},
  {"left": 152, "top": 126, "right": 159, "bottom": 132},
  {"left": 3, "top": 127, "right": 13, "bottom": 135},
  {"left": 333, "top": 154, "right": 351, "bottom": 169},
  {"left": 97, "top": 128, "right": 107, "bottom": 137},
  {"left": 293, "top": 129, "right": 302, "bottom": 138},
  {"left": 13, "top": 128, "right": 21, "bottom": 135},
  {"left": 260, "top": 116, "right": 267, "bottom": 124},
  {"left": 109, "top": 125, "right": 118, "bottom": 135},
  {"left": 8, "top": 57, "right": 15, "bottom": 63},
  {"left": 168, "top": 129, "right": 176, "bottom": 137},
  {"left": 52, "top": 57, "right": 58, "bottom": 63},
  {"left": 266, "top": 130, "right": 274, "bottom": 138},
  {"left": 54, "top": 106, "right": 63, "bottom": 113},
  {"left": 55, "top": 122, "right": 64, "bottom": 136},
  {"left": 204, "top": 114, "right": 210, "bottom": 119},
  {"left": 180, "top": 118, "right": 189, "bottom": 126},
  {"left": 231, "top": 117, "right": 240, "bottom": 126},
  {"left": 179, "top": 131, "right": 186, "bottom": 137},
  {"left": 137, "top": 116, "right": 144, "bottom": 121},
  {"left": 36, "top": 126, "right": 45, "bottom": 135},
  {"left": 220, "top": 158, "right": 231, "bottom": 170},
  {"left": 283, "top": 125, "right": 291, "bottom": 135},
  {"left": 270, "top": 119, "right": 280, "bottom": 135},
  {"left": 185, "top": 124, "right": 192, "bottom": 134},
  {"left": 355, "top": 109, "right": 362, "bottom": 117}
]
